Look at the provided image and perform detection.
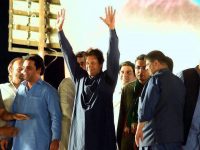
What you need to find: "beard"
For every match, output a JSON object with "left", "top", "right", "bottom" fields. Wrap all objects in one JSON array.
[{"left": 15, "top": 73, "right": 24, "bottom": 81}]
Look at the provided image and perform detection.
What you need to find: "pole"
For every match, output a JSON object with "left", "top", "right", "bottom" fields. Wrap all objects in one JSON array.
[{"left": 39, "top": 0, "right": 46, "bottom": 79}]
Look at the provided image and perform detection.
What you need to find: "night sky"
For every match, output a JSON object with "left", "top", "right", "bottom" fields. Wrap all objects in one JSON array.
[{"left": 0, "top": 0, "right": 64, "bottom": 88}]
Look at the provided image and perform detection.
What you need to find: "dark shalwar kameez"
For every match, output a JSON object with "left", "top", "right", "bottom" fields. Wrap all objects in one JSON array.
[{"left": 58, "top": 29, "right": 119, "bottom": 150}]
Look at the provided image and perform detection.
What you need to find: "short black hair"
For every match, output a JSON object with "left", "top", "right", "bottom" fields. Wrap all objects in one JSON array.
[
  {"left": 75, "top": 51, "right": 87, "bottom": 58},
  {"left": 86, "top": 48, "right": 104, "bottom": 65},
  {"left": 145, "top": 50, "right": 166, "bottom": 64},
  {"left": 145, "top": 50, "right": 173, "bottom": 71},
  {"left": 135, "top": 54, "right": 146, "bottom": 62},
  {"left": 23, "top": 54, "right": 45, "bottom": 75},
  {"left": 165, "top": 56, "right": 173, "bottom": 72}
]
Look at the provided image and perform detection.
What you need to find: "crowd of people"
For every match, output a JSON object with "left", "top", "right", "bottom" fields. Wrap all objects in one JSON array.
[{"left": 0, "top": 6, "right": 199, "bottom": 150}]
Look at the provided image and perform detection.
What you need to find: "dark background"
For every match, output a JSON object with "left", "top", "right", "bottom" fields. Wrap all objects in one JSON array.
[{"left": 0, "top": 0, "right": 64, "bottom": 88}]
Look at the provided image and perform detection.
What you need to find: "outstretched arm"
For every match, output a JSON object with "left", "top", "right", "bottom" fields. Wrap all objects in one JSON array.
[
  {"left": 101, "top": 6, "right": 119, "bottom": 87},
  {"left": 0, "top": 108, "right": 29, "bottom": 121},
  {"left": 57, "top": 9, "right": 86, "bottom": 81}
]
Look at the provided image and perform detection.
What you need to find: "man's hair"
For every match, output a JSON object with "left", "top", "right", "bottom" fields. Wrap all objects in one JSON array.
[
  {"left": 145, "top": 50, "right": 166, "bottom": 64},
  {"left": 23, "top": 54, "right": 45, "bottom": 75},
  {"left": 119, "top": 61, "right": 135, "bottom": 72},
  {"left": 135, "top": 54, "right": 146, "bottom": 62},
  {"left": 86, "top": 48, "right": 104, "bottom": 65},
  {"left": 8, "top": 57, "right": 23, "bottom": 82},
  {"left": 165, "top": 56, "right": 173, "bottom": 72},
  {"left": 145, "top": 50, "right": 173, "bottom": 71},
  {"left": 75, "top": 51, "right": 87, "bottom": 58}
]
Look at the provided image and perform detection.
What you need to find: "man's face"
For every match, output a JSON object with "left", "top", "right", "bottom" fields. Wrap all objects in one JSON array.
[
  {"left": 86, "top": 56, "right": 102, "bottom": 77},
  {"left": 12, "top": 59, "right": 24, "bottom": 81},
  {"left": 120, "top": 65, "right": 135, "bottom": 86},
  {"left": 22, "top": 60, "right": 40, "bottom": 82},
  {"left": 77, "top": 56, "right": 86, "bottom": 70},
  {"left": 135, "top": 60, "right": 149, "bottom": 84},
  {"left": 145, "top": 59, "right": 158, "bottom": 76}
]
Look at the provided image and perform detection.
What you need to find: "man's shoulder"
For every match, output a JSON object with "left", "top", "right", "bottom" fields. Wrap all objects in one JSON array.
[
  {"left": 59, "top": 78, "right": 74, "bottom": 88},
  {"left": 183, "top": 68, "right": 199, "bottom": 78},
  {"left": 123, "top": 80, "right": 137, "bottom": 92},
  {"left": 125, "top": 80, "right": 137, "bottom": 88},
  {"left": 0, "top": 82, "right": 16, "bottom": 94},
  {"left": 0, "top": 82, "right": 11, "bottom": 88},
  {"left": 41, "top": 81, "right": 54, "bottom": 88},
  {"left": 40, "top": 80, "right": 57, "bottom": 93}
]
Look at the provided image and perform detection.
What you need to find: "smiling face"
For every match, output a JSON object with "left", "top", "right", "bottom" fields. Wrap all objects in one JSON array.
[
  {"left": 119, "top": 65, "right": 135, "bottom": 86},
  {"left": 22, "top": 60, "right": 41, "bottom": 83},
  {"left": 86, "top": 55, "right": 102, "bottom": 77},
  {"left": 11, "top": 59, "right": 24, "bottom": 82}
]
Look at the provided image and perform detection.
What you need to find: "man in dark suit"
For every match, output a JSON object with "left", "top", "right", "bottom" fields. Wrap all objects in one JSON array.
[{"left": 135, "top": 50, "right": 185, "bottom": 150}]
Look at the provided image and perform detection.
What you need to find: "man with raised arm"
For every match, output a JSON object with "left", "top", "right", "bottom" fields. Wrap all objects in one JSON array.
[{"left": 57, "top": 6, "right": 119, "bottom": 150}]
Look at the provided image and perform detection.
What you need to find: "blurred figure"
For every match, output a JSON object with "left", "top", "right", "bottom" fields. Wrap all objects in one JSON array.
[
  {"left": 0, "top": 90, "right": 28, "bottom": 138},
  {"left": 11, "top": 54, "right": 61, "bottom": 150},
  {"left": 75, "top": 51, "right": 87, "bottom": 70},
  {"left": 178, "top": 64, "right": 200, "bottom": 150},
  {"left": 57, "top": 6, "right": 119, "bottom": 150},
  {"left": 135, "top": 50, "right": 185, "bottom": 150},
  {"left": 58, "top": 51, "right": 86, "bottom": 150},
  {"left": 0, "top": 57, "right": 29, "bottom": 150},
  {"left": 117, "top": 54, "right": 149, "bottom": 150},
  {"left": 58, "top": 78, "right": 75, "bottom": 150},
  {"left": 0, "top": 58, "right": 23, "bottom": 115}
]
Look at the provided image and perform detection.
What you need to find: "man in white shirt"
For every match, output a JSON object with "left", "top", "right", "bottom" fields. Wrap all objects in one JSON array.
[{"left": 0, "top": 57, "right": 28, "bottom": 149}]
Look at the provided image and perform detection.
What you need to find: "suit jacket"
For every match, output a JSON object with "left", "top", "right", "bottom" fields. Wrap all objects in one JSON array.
[{"left": 138, "top": 69, "right": 185, "bottom": 147}]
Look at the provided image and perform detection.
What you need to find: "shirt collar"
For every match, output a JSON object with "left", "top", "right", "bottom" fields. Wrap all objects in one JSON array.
[
  {"left": 154, "top": 68, "right": 169, "bottom": 76},
  {"left": 21, "top": 78, "right": 43, "bottom": 87}
]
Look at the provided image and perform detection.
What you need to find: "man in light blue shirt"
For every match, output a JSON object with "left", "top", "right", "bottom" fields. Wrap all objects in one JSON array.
[{"left": 11, "top": 54, "right": 61, "bottom": 150}]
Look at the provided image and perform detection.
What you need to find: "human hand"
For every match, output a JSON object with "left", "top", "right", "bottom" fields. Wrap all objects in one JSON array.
[
  {"left": 123, "top": 126, "right": 130, "bottom": 137},
  {"left": 56, "top": 8, "right": 65, "bottom": 31},
  {"left": 50, "top": 139, "right": 59, "bottom": 150},
  {"left": 100, "top": 6, "right": 116, "bottom": 30},
  {"left": 13, "top": 113, "right": 30, "bottom": 120},
  {"left": 0, "top": 139, "right": 8, "bottom": 150},
  {"left": 135, "top": 122, "right": 145, "bottom": 147},
  {"left": 0, "top": 126, "right": 19, "bottom": 138},
  {"left": 131, "top": 123, "right": 137, "bottom": 134}
]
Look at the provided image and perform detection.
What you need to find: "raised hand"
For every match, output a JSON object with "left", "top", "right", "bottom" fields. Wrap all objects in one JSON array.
[
  {"left": 100, "top": 6, "right": 116, "bottom": 30},
  {"left": 56, "top": 8, "right": 66, "bottom": 31}
]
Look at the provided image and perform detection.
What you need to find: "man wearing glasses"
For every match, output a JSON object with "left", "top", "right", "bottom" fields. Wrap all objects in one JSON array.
[{"left": 117, "top": 54, "right": 149, "bottom": 150}]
